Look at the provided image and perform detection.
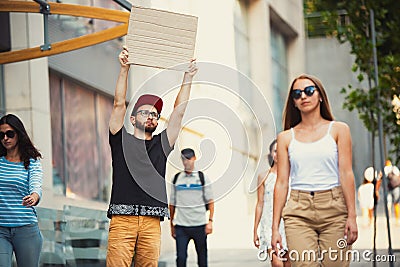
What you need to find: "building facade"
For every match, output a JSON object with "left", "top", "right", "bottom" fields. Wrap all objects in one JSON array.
[{"left": 1, "top": 0, "right": 371, "bottom": 262}]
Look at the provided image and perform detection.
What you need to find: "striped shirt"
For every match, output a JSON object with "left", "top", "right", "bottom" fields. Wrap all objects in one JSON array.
[
  {"left": 0, "top": 156, "right": 42, "bottom": 227},
  {"left": 170, "top": 171, "right": 213, "bottom": 226}
]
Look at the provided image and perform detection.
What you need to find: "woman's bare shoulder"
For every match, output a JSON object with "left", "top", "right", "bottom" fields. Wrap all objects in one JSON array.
[
  {"left": 277, "top": 130, "right": 292, "bottom": 143},
  {"left": 331, "top": 121, "right": 350, "bottom": 135}
]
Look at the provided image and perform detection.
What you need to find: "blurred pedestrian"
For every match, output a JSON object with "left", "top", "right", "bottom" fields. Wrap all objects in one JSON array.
[
  {"left": 358, "top": 167, "right": 375, "bottom": 226},
  {"left": 253, "top": 139, "right": 290, "bottom": 266},
  {"left": 169, "top": 148, "right": 214, "bottom": 267},
  {"left": 385, "top": 161, "right": 400, "bottom": 225}
]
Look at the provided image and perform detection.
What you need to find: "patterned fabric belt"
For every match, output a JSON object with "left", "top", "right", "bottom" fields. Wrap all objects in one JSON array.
[{"left": 107, "top": 204, "right": 169, "bottom": 218}]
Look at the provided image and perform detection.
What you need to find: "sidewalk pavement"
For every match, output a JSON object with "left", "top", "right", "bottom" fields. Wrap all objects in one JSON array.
[{"left": 159, "top": 216, "right": 400, "bottom": 267}]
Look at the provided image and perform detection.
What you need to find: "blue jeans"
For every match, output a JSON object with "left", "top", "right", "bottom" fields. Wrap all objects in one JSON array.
[
  {"left": 0, "top": 223, "right": 43, "bottom": 267},
  {"left": 175, "top": 225, "right": 207, "bottom": 267}
]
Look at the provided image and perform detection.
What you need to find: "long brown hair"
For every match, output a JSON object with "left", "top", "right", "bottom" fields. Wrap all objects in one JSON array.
[
  {"left": 282, "top": 74, "right": 334, "bottom": 130},
  {"left": 0, "top": 114, "right": 42, "bottom": 169}
]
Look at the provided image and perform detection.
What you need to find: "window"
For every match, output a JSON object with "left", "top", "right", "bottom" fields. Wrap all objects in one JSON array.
[
  {"left": 234, "top": 0, "right": 252, "bottom": 104},
  {"left": 305, "top": 11, "right": 350, "bottom": 38},
  {"left": 270, "top": 27, "right": 288, "bottom": 132},
  {"left": 50, "top": 72, "right": 112, "bottom": 202}
]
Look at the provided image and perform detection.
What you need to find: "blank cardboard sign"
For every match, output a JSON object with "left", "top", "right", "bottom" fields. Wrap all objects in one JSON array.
[{"left": 126, "top": 6, "right": 198, "bottom": 71}]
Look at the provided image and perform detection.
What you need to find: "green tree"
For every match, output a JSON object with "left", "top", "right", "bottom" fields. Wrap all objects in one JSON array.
[{"left": 304, "top": 0, "right": 400, "bottom": 164}]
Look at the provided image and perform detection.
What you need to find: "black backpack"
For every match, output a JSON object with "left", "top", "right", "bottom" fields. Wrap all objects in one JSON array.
[
  {"left": 173, "top": 171, "right": 209, "bottom": 210},
  {"left": 388, "top": 172, "right": 400, "bottom": 190}
]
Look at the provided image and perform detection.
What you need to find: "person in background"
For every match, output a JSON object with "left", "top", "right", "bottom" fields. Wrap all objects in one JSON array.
[
  {"left": 253, "top": 139, "right": 290, "bottom": 266},
  {"left": 358, "top": 167, "right": 375, "bottom": 226},
  {"left": 169, "top": 148, "right": 214, "bottom": 267},
  {"left": 106, "top": 46, "right": 198, "bottom": 267},
  {"left": 272, "top": 74, "right": 358, "bottom": 266},
  {"left": 385, "top": 161, "right": 400, "bottom": 225},
  {"left": 0, "top": 113, "right": 43, "bottom": 267}
]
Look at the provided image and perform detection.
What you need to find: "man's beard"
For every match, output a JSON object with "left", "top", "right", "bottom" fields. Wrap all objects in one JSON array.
[{"left": 135, "top": 121, "right": 157, "bottom": 133}]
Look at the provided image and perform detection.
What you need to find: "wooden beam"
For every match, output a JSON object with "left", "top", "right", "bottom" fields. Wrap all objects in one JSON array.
[
  {"left": 0, "top": 1, "right": 129, "bottom": 64},
  {"left": 0, "top": 1, "right": 40, "bottom": 13},
  {"left": 0, "top": 1, "right": 130, "bottom": 22},
  {"left": 0, "top": 24, "right": 128, "bottom": 64}
]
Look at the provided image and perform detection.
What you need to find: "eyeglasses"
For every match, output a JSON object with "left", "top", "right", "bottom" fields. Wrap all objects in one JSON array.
[
  {"left": 291, "top": 85, "right": 317, "bottom": 100},
  {"left": 0, "top": 130, "right": 16, "bottom": 140},
  {"left": 136, "top": 110, "right": 161, "bottom": 120}
]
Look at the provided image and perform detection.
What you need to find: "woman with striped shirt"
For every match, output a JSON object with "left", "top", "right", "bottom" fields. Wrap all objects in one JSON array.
[{"left": 0, "top": 113, "right": 43, "bottom": 267}]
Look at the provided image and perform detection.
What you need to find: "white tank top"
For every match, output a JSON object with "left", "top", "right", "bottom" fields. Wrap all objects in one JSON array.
[{"left": 288, "top": 121, "right": 340, "bottom": 191}]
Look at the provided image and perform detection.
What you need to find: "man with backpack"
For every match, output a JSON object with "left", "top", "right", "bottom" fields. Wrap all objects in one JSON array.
[{"left": 169, "top": 148, "right": 214, "bottom": 267}]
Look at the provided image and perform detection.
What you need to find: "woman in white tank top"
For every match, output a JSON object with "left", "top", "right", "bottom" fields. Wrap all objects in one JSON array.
[{"left": 271, "top": 74, "right": 358, "bottom": 267}]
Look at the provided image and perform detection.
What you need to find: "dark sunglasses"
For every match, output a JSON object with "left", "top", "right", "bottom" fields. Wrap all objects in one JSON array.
[
  {"left": 291, "top": 85, "right": 317, "bottom": 100},
  {"left": 0, "top": 130, "right": 16, "bottom": 140}
]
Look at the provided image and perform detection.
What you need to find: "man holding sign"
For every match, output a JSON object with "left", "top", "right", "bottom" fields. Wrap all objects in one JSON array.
[{"left": 106, "top": 46, "right": 197, "bottom": 266}]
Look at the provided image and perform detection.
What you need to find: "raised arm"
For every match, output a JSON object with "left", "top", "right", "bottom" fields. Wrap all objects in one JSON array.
[
  {"left": 109, "top": 47, "right": 130, "bottom": 134},
  {"left": 336, "top": 122, "right": 358, "bottom": 244},
  {"left": 166, "top": 61, "right": 198, "bottom": 147},
  {"left": 271, "top": 131, "right": 290, "bottom": 253}
]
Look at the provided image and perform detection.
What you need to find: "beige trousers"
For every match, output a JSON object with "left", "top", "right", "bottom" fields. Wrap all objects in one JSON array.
[
  {"left": 106, "top": 215, "right": 161, "bottom": 267},
  {"left": 282, "top": 186, "right": 351, "bottom": 267}
]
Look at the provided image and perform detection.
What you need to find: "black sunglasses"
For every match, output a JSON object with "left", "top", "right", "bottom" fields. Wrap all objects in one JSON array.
[
  {"left": 0, "top": 130, "right": 16, "bottom": 140},
  {"left": 291, "top": 85, "right": 317, "bottom": 100}
]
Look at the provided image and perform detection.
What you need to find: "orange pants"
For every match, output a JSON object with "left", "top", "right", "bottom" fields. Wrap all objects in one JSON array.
[
  {"left": 283, "top": 186, "right": 351, "bottom": 267},
  {"left": 106, "top": 215, "right": 161, "bottom": 267}
]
